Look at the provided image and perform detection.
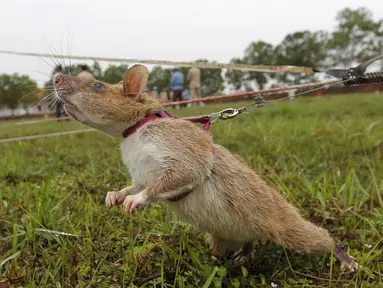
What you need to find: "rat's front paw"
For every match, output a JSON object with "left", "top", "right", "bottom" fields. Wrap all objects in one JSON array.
[
  {"left": 105, "top": 191, "right": 126, "bottom": 207},
  {"left": 123, "top": 192, "right": 148, "bottom": 215}
]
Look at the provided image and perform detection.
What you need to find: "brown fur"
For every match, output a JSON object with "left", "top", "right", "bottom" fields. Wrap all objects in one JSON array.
[{"left": 53, "top": 65, "right": 358, "bottom": 272}]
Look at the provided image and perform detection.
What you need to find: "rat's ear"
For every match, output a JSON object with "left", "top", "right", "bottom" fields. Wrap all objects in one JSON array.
[{"left": 122, "top": 65, "right": 149, "bottom": 98}]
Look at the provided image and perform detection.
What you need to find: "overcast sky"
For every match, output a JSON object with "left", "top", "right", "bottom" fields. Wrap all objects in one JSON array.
[{"left": 1, "top": 0, "right": 382, "bottom": 87}]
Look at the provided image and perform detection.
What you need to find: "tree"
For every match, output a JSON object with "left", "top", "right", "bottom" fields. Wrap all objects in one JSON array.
[
  {"left": 243, "top": 41, "right": 275, "bottom": 89},
  {"left": 226, "top": 41, "right": 275, "bottom": 90},
  {"left": 274, "top": 30, "right": 329, "bottom": 84},
  {"left": 147, "top": 66, "right": 172, "bottom": 92},
  {"left": 103, "top": 64, "right": 129, "bottom": 84},
  {"left": 90, "top": 61, "right": 103, "bottom": 80},
  {"left": 0, "top": 74, "right": 38, "bottom": 114},
  {"left": 328, "top": 7, "right": 383, "bottom": 68},
  {"left": 194, "top": 59, "right": 224, "bottom": 96},
  {"left": 225, "top": 58, "right": 247, "bottom": 91}
]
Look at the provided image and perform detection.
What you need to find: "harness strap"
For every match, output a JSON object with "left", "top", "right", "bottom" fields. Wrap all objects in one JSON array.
[
  {"left": 122, "top": 114, "right": 161, "bottom": 138},
  {"left": 167, "top": 190, "right": 192, "bottom": 202},
  {"left": 123, "top": 110, "right": 213, "bottom": 138}
]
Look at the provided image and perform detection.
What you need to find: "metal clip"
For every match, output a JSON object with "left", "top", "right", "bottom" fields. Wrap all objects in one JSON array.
[
  {"left": 208, "top": 108, "right": 241, "bottom": 124},
  {"left": 219, "top": 108, "right": 240, "bottom": 120}
]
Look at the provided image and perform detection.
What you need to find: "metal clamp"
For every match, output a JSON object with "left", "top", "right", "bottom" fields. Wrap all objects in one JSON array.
[{"left": 322, "top": 54, "right": 383, "bottom": 85}]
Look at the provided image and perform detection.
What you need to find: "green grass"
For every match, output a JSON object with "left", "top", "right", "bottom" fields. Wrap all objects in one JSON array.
[{"left": 0, "top": 93, "right": 383, "bottom": 287}]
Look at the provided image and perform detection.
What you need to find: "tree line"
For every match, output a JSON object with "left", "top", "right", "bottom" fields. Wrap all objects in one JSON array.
[{"left": 0, "top": 7, "right": 382, "bottom": 112}]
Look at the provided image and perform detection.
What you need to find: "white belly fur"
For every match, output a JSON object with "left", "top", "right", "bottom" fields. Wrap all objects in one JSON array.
[
  {"left": 120, "top": 130, "right": 253, "bottom": 241},
  {"left": 120, "top": 132, "right": 166, "bottom": 186}
]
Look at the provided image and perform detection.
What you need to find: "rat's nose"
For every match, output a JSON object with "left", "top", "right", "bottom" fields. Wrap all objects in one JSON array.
[{"left": 54, "top": 74, "right": 63, "bottom": 87}]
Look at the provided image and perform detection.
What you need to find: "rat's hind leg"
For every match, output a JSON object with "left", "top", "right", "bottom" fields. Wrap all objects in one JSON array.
[
  {"left": 207, "top": 234, "right": 254, "bottom": 264},
  {"left": 207, "top": 234, "right": 244, "bottom": 256},
  {"left": 232, "top": 241, "right": 255, "bottom": 264},
  {"left": 333, "top": 245, "right": 359, "bottom": 271}
]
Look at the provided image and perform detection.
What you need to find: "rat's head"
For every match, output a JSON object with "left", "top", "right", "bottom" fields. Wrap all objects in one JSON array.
[{"left": 53, "top": 65, "right": 163, "bottom": 136}]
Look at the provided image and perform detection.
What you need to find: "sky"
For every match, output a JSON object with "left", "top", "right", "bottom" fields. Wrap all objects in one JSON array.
[{"left": 1, "top": 0, "right": 382, "bottom": 87}]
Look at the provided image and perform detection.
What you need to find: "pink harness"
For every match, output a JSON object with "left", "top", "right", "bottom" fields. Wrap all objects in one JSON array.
[{"left": 122, "top": 110, "right": 212, "bottom": 138}]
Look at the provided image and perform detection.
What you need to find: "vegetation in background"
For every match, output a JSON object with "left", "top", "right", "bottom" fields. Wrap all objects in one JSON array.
[{"left": 0, "top": 74, "right": 38, "bottom": 114}]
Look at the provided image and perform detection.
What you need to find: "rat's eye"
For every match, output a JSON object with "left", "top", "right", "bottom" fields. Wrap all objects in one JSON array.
[{"left": 93, "top": 82, "right": 103, "bottom": 90}]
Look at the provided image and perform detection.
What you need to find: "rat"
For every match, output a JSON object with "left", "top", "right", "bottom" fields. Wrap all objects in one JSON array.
[{"left": 53, "top": 64, "right": 358, "bottom": 272}]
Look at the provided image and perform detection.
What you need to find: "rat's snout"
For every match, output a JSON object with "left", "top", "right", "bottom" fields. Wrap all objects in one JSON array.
[
  {"left": 53, "top": 73, "right": 76, "bottom": 96},
  {"left": 54, "top": 74, "right": 64, "bottom": 88}
]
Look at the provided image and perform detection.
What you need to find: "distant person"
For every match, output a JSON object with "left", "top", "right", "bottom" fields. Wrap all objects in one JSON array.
[
  {"left": 182, "top": 89, "right": 190, "bottom": 101},
  {"left": 181, "top": 89, "right": 190, "bottom": 108},
  {"left": 159, "top": 91, "right": 168, "bottom": 103},
  {"left": 187, "top": 66, "right": 204, "bottom": 107},
  {"left": 77, "top": 65, "right": 95, "bottom": 82},
  {"left": 170, "top": 67, "right": 184, "bottom": 105}
]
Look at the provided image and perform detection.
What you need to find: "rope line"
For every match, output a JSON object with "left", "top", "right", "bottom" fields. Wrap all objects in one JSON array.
[
  {"left": 0, "top": 116, "right": 71, "bottom": 127},
  {"left": 0, "top": 129, "right": 95, "bottom": 143},
  {"left": 0, "top": 49, "right": 316, "bottom": 74}
]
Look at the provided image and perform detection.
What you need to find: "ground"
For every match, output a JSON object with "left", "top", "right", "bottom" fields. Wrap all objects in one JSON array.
[{"left": 0, "top": 94, "right": 382, "bottom": 287}]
